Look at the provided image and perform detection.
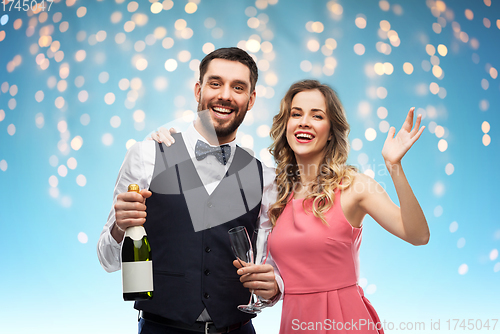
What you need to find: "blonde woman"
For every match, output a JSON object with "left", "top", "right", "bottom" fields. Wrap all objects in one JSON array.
[{"left": 254, "top": 79, "right": 428, "bottom": 333}]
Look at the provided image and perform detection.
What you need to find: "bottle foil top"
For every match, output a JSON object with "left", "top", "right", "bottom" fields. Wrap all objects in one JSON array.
[
  {"left": 125, "top": 226, "right": 147, "bottom": 240},
  {"left": 128, "top": 184, "right": 140, "bottom": 193}
]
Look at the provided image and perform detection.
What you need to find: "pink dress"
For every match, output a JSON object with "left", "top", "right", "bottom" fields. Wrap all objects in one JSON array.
[{"left": 268, "top": 187, "right": 384, "bottom": 334}]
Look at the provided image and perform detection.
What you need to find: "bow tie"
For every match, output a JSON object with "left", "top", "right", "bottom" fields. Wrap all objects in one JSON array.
[{"left": 195, "top": 140, "right": 232, "bottom": 165}]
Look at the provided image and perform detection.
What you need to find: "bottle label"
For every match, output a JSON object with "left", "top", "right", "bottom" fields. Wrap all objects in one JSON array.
[
  {"left": 124, "top": 226, "right": 147, "bottom": 241},
  {"left": 122, "top": 261, "right": 153, "bottom": 293}
]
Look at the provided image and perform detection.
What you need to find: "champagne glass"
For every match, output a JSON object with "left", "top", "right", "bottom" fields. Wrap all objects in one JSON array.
[
  {"left": 228, "top": 226, "right": 261, "bottom": 314},
  {"left": 251, "top": 227, "right": 272, "bottom": 310}
]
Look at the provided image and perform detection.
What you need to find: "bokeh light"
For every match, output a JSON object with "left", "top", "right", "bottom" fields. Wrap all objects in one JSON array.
[
  {"left": 164, "top": 59, "right": 178, "bottom": 71},
  {"left": 77, "top": 232, "right": 88, "bottom": 244},
  {"left": 354, "top": 43, "right": 365, "bottom": 55},
  {"left": 355, "top": 15, "right": 367, "bottom": 29},
  {"left": 365, "top": 128, "right": 377, "bottom": 141},
  {"left": 403, "top": 62, "right": 413, "bottom": 74},
  {"left": 71, "top": 136, "right": 83, "bottom": 151},
  {"left": 307, "top": 39, "right": 320, "bottom": 52}
]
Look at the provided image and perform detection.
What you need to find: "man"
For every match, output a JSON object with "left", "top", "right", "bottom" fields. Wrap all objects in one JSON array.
[{"left": 97, "top": 47, "right": 282, "bottom": 334}]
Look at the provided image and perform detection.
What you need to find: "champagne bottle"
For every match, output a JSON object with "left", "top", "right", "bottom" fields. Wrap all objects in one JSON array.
[{"left": 121, "top": 184, "right": 153, "bottom": 301}]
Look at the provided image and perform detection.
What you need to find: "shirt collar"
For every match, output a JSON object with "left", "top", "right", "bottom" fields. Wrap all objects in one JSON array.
[{"left": 184, "top": 122, "right": 237, "bottom": 151}]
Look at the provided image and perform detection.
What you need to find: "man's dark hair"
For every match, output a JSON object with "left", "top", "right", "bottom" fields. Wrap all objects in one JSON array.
[{"left": 199, "top": 47, "right": 258, "bottom": 93}]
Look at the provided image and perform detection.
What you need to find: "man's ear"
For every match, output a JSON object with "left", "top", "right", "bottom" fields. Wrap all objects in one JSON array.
[
  {"left": 194, "top": 81, "right": 201, "bottom": 103},
  {"left": 247, "top": 89, "right": 257, "bottom": 111}
]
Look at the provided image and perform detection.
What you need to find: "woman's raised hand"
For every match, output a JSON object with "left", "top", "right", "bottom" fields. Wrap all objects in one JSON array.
[{"left": 382, "top": 107, "right": 425, "bottom": 170}]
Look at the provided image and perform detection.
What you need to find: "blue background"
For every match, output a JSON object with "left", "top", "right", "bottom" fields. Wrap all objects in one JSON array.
[{"left": 0, "top": 0, "right": 499, "bottom": 333}]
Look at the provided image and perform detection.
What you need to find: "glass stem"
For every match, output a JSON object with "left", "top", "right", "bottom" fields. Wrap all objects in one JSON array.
[{"left": 248, "top": 290, "right": 256, "bottom": 307}]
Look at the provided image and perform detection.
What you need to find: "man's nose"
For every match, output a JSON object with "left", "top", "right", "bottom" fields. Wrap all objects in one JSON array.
[{"left": 218, "top": 85, "right": 232, "bottom": 101}]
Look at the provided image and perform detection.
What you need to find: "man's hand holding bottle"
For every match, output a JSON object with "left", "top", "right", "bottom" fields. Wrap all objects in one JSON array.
[{"left": 112, "top": 188, "right": 152, "bottom": 243}]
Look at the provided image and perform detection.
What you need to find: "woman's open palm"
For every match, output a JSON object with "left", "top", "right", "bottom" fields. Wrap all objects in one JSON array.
[{"left": 382, "top": 107, "right": 425, "bottom": 168}]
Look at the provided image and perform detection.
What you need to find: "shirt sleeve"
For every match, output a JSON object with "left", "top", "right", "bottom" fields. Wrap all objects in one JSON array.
[
  {"left": 96, "top": 141, "right": 155, "bottom": 273},
  {"left": 256, "top": 163, "right": 284, "bottom": 304}
]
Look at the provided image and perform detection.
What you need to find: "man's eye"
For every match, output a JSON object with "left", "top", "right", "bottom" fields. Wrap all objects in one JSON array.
[
  {"left": 234, "top": 86, "right": 243, "bottom": 91},
  {"left": 210, "top": 82, "right": 220, "bottom": 87}
]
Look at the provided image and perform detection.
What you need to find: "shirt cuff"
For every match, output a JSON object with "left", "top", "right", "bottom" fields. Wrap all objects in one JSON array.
[
  {"left": 265, "top": 273, "right": 284, "bottom": 306},
  {"left": 110, "top": 222, "right": 124, "bottom": 247}
]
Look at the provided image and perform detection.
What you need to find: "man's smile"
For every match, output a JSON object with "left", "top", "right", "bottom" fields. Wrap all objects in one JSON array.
[{"left": 211, "top": 104, "right": 236, "bottom": 119}]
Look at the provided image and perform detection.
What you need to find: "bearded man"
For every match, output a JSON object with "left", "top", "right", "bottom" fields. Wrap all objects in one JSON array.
[{"left": 97, "top": 47, "right": 282, "bottom": 334}]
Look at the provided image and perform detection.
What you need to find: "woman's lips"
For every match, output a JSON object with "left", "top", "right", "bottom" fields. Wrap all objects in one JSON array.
[{"left": 294, "top": 132, "right": 315, "bottom": 143}]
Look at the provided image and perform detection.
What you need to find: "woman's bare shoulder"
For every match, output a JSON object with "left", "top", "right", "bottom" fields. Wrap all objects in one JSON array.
[{"left": 342, "top": 172, "right": 381, "bottom": 199}]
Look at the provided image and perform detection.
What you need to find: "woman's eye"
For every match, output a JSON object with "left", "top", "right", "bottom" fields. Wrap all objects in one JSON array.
[
  {"left": 314, "top": 115, "right": 324, "bottom": 119},
  {"left": 291, "top": 113, "right": 301, "bottom": 117}
]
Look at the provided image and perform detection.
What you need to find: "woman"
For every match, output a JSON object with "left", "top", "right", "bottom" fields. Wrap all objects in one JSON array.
[{"left": 266, "top": 80, "right": 428, "bottom": 333}]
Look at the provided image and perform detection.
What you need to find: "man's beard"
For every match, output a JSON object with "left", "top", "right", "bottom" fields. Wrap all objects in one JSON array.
[{"left": 198, "top": 99, "right": 249, "bottom": 139}]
